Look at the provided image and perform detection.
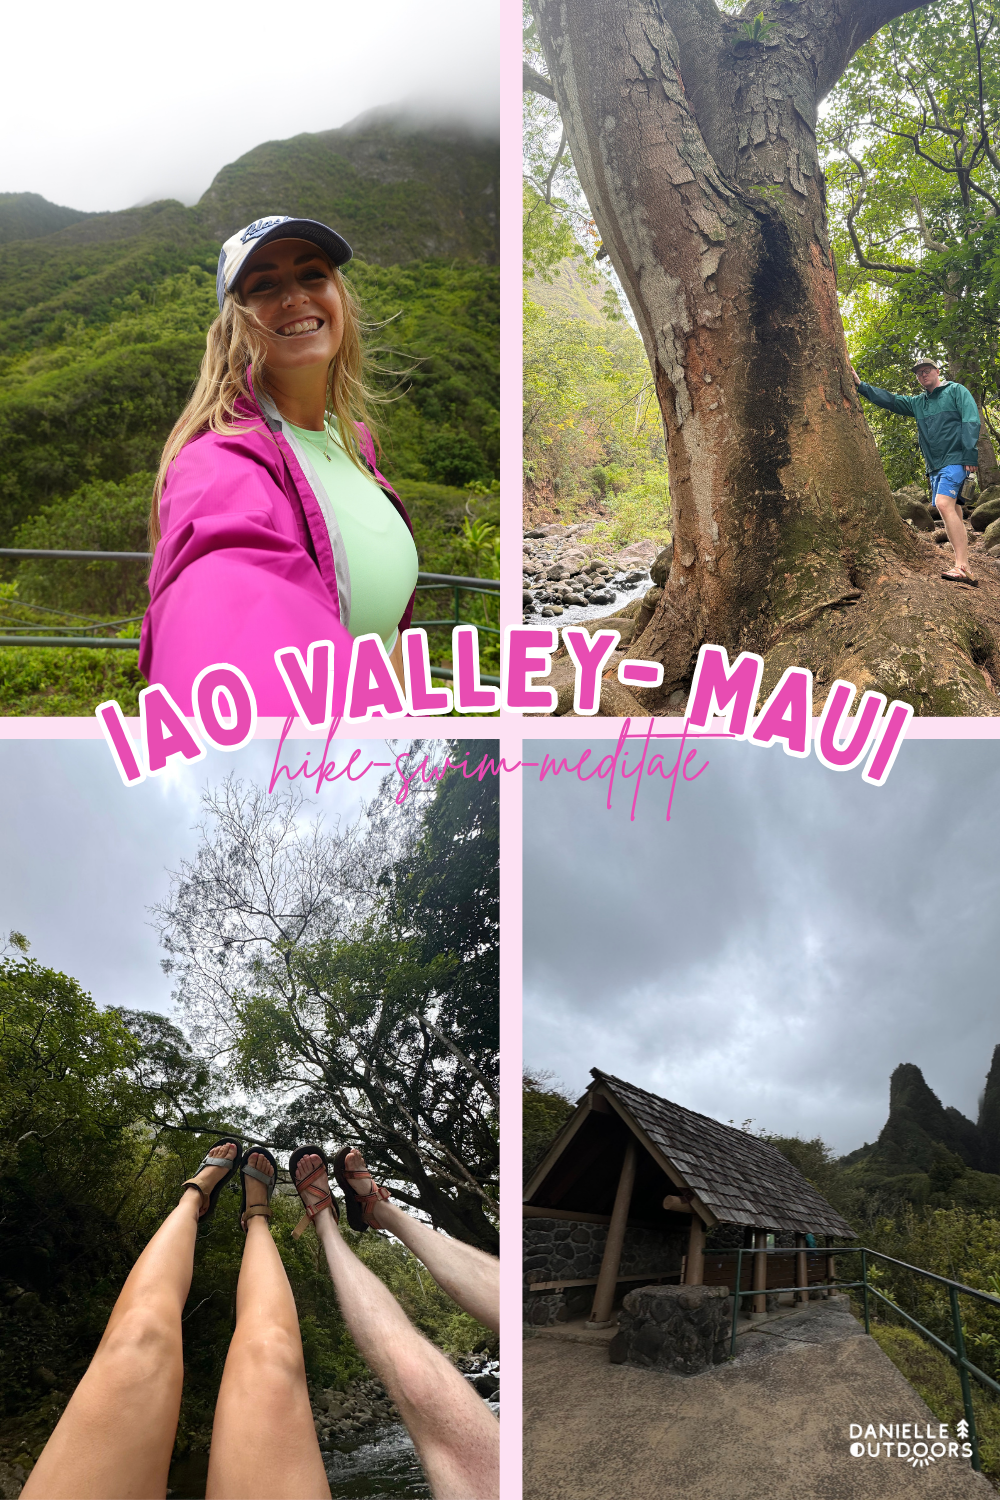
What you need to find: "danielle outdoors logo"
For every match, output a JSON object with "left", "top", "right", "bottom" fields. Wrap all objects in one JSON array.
[{"left": 850, "top": 1422, "right": 973, "bottom": 1466}]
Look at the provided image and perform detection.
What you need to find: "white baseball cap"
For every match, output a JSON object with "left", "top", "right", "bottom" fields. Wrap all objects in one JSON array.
[
  {"left": 911, "top": 355, "right": 941, "bottom": 370},
  {"left": 216, "top": 216, "right": 353, "bottom": 309}
]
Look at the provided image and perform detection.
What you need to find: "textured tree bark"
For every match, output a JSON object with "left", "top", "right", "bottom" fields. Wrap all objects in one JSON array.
[{"left": 532, "top": 0, "right": 1000, "bottom": 714}]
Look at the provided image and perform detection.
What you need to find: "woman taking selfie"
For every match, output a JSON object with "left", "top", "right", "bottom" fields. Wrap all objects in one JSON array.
[{"left": 139, "top": 215, "right": 418, "bottom": 712}]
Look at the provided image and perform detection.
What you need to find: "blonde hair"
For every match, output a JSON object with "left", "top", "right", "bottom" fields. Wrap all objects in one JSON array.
[{"left": 150, "top": 265, "right": 379, "bottom": 547}]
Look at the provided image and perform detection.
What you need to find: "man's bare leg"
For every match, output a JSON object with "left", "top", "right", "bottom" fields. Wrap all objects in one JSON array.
[
  {"left": 206, "top": 1152, "right": 330, "bottom": 1499},
  {"left": 22, "top": 1143, "right": 238, "bottom": 1500},
  {"left": 937, "top": 491, "right": 971, "bottom": 573},
  {"left": 297, "top": 1155, "right": 499, "bottom": 1500},
  {"left": 342, "top": 1150, "right": 499, "bottom": 1333}
]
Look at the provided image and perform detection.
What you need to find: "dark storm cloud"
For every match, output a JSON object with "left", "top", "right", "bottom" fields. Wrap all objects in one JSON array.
[
  {"left": 0, "top": 738, "right": 380, "bottom": 1016},
  {"left": 523, "top": 739, "right": 1000, "bottom": 1155}
]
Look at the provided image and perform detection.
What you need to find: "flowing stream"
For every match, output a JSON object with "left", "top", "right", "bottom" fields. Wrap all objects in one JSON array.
[
  {"left": 323, "top": 1391, "right": 499, "bottom": 1498},
  {"left": 165, "top": 1383, "right": 498, "bottom": 1500}
]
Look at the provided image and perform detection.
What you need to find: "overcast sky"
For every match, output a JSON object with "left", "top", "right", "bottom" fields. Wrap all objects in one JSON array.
[
  {"left": 523, "top": 738, "right": 1000, "bottom": 1157},
  {"left": 0, "top": 737, "right": 395, "bottom": 1015},
  {"left": 2, "top": 0, "right": 500, "bottom": 212}
]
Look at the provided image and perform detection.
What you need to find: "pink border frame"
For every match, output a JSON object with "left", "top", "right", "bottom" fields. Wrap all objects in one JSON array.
[{"left": 8, "top": 0, "right": 998, "bottom": 1485}]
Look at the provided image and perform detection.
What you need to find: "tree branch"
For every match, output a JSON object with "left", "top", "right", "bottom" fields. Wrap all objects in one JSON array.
[
  {"left": 523, "top": 62, "right": 555, "bottom": 100},
  {"left": 542, "top": 127, "right": 567, "bottom": 206},
  {"left": 418, "top": 1016, "right": 499, "bottom": 1108},
  {"left": 911, "top": 195, "right": 947, "bottom": 254},
  {"left": 814, "top": 0, "right": 932, "bottom": 100},
  {"left": 843, "top": 152, "right": 916, "bottom": 274}
]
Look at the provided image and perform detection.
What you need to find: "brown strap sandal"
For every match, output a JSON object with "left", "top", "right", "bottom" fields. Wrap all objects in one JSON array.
[
  {"left": 941, "top": 566, "right": 978, "bottom": 586},
  {"left": 240, "top": 1146, "right": 278, "bottom": 1232},
  {"left": 289, "top": 1145, "right": 340, "bottom": 1240},
  {"left": 333, "top": 1146, "right": 391, "bottom": 1233}
]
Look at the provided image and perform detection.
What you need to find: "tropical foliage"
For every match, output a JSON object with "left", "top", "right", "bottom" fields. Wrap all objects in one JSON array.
[
  {"left": 820, "top": 0, "right": 1000, "bottom": 485},
  {"left": 0, "top": 751, "right": 498, "bottom": 1474}
]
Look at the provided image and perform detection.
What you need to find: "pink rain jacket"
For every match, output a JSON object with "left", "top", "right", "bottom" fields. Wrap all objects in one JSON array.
[{"left": 140, "top": 376, "right": 415, "bottom": 715}]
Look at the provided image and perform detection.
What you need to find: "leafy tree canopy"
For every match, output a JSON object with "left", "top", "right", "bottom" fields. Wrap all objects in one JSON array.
[
  {"left": 154, "top": 754, "right": 499, "bottom": 1253},
  {"left": 821, "top": 0, "right": 1000, "bottom": 481}
]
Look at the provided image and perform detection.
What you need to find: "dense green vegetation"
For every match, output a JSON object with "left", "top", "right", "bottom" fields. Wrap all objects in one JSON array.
[
  {"left": 522, "top": 1070, "right": 575, "bottom": 1183},
  {"left": 0, "top": 193, "right": 92, "bottom": 246},
  {"left": 817, "top": 2, "right": 1000, "bottom": 487},
  {"left": 522, "top": 38, "right": 671, "bottom": 543},
  {"left": 0, "top": 751, "right": 498, "bottom": 1478},
  {"left": 0, "top": 257, "right": 499, "bottom": 543},
  {"left": 0, "top": 117, "right": 500, "bottom": 712}
]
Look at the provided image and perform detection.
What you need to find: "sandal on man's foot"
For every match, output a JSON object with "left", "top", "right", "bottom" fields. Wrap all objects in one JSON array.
[
  {"left": 942, "top": 566, "right": 978, "bottom": 586},
  {"left": 179, "top": 1137, "right": 242, "bottom": 1221},
  {"left": 332, "top": 1146, "right": 391, "bottom": 1234},
  {"left": 289, "top": 1145, "right": 340, "bottom": 1239},
  {"left": 240, "top": 1146, "right": 278, "bottom": 1232}
]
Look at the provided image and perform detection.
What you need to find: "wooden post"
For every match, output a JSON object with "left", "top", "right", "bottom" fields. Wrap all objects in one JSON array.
[
  {"left": 752, "top": 1229, "right": 768, "bottom": 1315},
  {"left": 826, "top": 1236, "right": 836, "bottom": 1298},
  {"left": 588, "top": 1138, "right": 637, "bottom": 1325},
  {"left": 685, "top": 1213, "right": 706, "bottom": 1285},
  {"left": 795, "top": 1234, "right": 808, "bottom": 1304}
]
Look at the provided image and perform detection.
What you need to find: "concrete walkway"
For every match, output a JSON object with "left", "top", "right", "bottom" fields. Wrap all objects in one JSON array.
[{"left": 523, "top": 1297, "right": 994, "bottom": 1499}]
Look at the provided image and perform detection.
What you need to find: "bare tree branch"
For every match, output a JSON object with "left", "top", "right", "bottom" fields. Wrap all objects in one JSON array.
[
  {"left": 911, "top": 195, "right": 947, "bottom": 254},
  {"left": 843, "top": 151, "right": 916, "bottom": 274},
  {"left": 542, "top": 126, "right": 567, "bottom": 205},
  {"left": 523, "top": 62, "right": 555, "bottom": 100}
]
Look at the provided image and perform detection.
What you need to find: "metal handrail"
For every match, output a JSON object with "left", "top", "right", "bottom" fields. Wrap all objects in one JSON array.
[
  {"left": 716, "top": 1244, "right": 1000, "bottom": 1470},
  {"left": 0, "top": 548, "right": 154, "bottom": 561},
  {"left": 0, "top": 550, "right": 502, "bottom": 594},
  {"left": 0, "top": 552, "right": 500, "bottom": 658}
]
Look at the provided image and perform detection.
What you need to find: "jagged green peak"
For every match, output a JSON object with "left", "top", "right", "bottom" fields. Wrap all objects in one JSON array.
[
  {"left": 978, "top": 1043, "right": 1000, "bottom": 1173},
  {"left": 888, "top": 1062, "right": 944, "bottom": 1115}
]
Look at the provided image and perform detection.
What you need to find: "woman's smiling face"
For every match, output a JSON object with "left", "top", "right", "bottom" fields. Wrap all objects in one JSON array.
[{"left": 238, "top": 237, "right": 345, "bottom": 371}]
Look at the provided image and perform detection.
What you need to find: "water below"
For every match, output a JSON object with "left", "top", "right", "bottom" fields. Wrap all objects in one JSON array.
[
  {"left": 527, "top": 572, "right": 652, "bottom": 626},
  {"left": 325, "top": 1398, "right": 500, "bottom": 1499},
  {"left": 166, "top": 1406, "right": 499, "bottom": 1500},
  {"left": 325, "top": 1424, "right": 431, "bottom": 1498}
]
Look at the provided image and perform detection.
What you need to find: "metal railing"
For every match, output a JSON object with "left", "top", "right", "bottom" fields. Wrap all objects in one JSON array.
[
  {"left": 0, "top": 550, "right": 501, "bottom": 684},
  {"left": 718, "top": 1244, "right": 1000, "bottom": 1470}
]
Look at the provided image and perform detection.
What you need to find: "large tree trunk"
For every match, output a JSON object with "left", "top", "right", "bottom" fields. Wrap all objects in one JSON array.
[{"left": 532, "top": 0, "right": 1000, "bottom": 714}]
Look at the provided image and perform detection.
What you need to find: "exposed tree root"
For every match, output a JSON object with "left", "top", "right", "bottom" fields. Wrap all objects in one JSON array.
[{"left": 615, "top": 527, "right": 1000, "bottom": 718}]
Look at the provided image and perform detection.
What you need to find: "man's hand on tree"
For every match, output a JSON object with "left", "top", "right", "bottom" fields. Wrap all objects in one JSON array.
[{"left": 848, "top": 363, "right": 861, "bottom": 387}]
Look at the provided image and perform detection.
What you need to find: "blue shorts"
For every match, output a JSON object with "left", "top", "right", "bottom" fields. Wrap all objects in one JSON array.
[{"left": 929, "top": 465, "right": 968, "bottom": 502}]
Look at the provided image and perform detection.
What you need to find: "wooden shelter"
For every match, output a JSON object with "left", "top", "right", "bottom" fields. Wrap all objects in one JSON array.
[{"left": 524, "top": 1070, "right": 855, "bottom": 1325}]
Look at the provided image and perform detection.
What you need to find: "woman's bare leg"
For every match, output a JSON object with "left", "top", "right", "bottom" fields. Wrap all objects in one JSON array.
[
  {"left": 298, "top": 1155, "right": 498, "bottom": 1500},
  {"left": 22, "top": 1143, "right": 238, "bottom": 1500},
  {"left": 206, "top": 1152, "right": 330, "bottom": 1500},
  {"left": 343, "top": 1150, "right": 499, "bottom": 1332}
]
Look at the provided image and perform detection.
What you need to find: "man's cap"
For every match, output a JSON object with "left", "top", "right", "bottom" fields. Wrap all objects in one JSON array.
[
  {"left": 216, "top": 216, "right": 353, "bottom": 310},
  {"left": 912, "top": 355, "right": 941, "bottom": 371}
]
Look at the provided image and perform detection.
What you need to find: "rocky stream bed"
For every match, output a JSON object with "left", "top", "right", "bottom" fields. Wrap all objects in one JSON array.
[{"left": 0, "top": 1357, "right": 499, "bottom": 1500}]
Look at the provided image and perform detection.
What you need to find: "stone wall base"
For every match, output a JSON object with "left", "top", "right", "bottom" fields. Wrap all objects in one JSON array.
[{"left": 609, "top": 1284, "right": 733, "bottom": 1375}]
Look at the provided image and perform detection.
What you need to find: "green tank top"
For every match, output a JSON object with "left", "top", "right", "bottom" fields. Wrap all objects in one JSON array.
[{"left": 286, "top": 419, "right": 418, "bottom": 651}]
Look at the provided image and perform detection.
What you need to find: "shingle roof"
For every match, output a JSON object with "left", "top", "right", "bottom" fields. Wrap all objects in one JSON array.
[{"left": 594, "top": 1069, "right": 855, "bottom": 1238}]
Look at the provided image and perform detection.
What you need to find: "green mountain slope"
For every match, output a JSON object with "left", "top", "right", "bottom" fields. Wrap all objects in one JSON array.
[
  {"left": 199, "top": 108, "right": 499, "bottom": 265},
  {"left": 0, "top": 110, "right": 499, "bottom": 546},
  {"left": 0, "top": 192, "right": 93, "bottom": 245}
]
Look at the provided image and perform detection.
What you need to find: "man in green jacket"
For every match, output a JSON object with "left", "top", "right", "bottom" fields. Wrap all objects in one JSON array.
[{"left": 848, "top": 356, "right": 980, "bottom": 585}]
